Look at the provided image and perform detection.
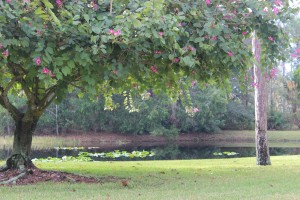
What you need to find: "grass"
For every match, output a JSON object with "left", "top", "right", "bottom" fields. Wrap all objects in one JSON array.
[{"left": 1, "top": 155, "right": 300, "bottom": 199}]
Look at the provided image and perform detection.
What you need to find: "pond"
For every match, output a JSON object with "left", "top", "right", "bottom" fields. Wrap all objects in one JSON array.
[{"left": 1, "top": 143, "right": 300, "bottom": 161}]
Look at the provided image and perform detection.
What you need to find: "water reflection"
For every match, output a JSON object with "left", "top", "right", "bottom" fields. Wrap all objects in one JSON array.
[{"left": 1, "top": 143, "right": 300, "bottom": 161}]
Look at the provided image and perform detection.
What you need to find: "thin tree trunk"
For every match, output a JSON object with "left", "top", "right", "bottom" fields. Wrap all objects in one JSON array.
[{"left": 252, "top": 32, "right": 271, "bottom": 165}]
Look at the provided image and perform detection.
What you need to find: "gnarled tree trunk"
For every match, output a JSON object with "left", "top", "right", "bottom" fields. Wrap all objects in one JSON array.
[
  {"left": 6, "top": 115, "right": 39, "bottom": 169},
  {"left": 252, "top": 32, "right": 271, "bottom": 165}
]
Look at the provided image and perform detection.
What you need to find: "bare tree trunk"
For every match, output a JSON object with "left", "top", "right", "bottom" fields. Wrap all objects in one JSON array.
[
  {"left": 252, "top": 32, "right": 271, "bottom": 165},
  {"left": 55, "top": 105, "right": 59, "bottom": 136}
]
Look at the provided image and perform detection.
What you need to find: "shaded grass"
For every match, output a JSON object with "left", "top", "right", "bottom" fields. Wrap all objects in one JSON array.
[{"left": 1, "top": 156, "right": 300, "bottom": 199}]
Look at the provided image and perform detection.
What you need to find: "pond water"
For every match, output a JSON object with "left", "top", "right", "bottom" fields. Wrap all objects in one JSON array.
[{"left": 1, "top": 143, "right": 300, "bottom": 161}]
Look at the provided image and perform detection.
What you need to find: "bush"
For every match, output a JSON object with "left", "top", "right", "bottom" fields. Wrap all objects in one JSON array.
[
  {"left": 268, "top": 111, "right": 289, "bottom": 130},
  {"left": 222, "top": 101, "right": 254, "bottom": 130}
]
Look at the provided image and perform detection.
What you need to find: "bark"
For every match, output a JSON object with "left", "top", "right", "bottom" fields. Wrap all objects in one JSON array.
[
  {"left": 252, "top": 33, "right": 271, "bottom": 165},
  {"left": 5, "top": 114, "right": 39, "bottom": 169}
]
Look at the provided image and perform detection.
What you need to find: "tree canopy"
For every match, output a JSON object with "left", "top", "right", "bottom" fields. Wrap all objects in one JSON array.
[{"left": 0, "top": 0, "right": 295, "bottom": 116}]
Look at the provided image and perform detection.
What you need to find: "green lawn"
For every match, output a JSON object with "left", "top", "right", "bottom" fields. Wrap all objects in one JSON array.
[{"left": 1, "top": 156, "right": 300, "bottom": 200}]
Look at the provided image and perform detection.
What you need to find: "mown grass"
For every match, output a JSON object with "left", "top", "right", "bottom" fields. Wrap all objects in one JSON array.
[{"left": 1, "top": 155, "right": 300, "bottom": 200}]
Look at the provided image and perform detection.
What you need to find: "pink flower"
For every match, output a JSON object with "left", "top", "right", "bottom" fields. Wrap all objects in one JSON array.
[
  {"left": 113, "top": 29, "right": 121, "bottom": 36},
  {"left": 2, "top": 50, "right": 9, "bottom": 57},
  {"left": 205, "top": 83, "right": 209, "bottom": 87},
  {"left": 268, "top": 36, "right": 274, "bottom": 41},
  {"left": 242, "top": 31, "right": 247, "bottom": 36},
  {"left": 272, "top": 7, "right": 280, "bottom": 15},
  {"left": 42, "top": 68, "right": 50, "bottom": 74},
  {"left": 113, "top": 70, "right": 118, "bottom": 75},
  {"left": 189, "top": 46, "right": 195, "bottom": 51},
  {"left": 178, "top": 22, "right": 183, "bottom": 27},
  {"left": 108, "top": 29, "right": 115, "bottom": 34},
  {"left": 56, "top": 0, "right": 63, "bottom": 7},
  {"left": 35, "top": 57, "right": 42, "bottom": 65},
  {"left": 6, "top": 0, "right": 11, "bottom": 3},
  {"left": 154, "top": 50, "right": 162, "bottom": 54},
  {"left": 227, "top": 51, "right": 233, "bottom": 57},
  {"left": 158, "top": 32, "right": 164, "bottom": 37},
  {"left": 263, "top": 7, "right": 268, "bottom": 13},
  {"left": 205, "top": 0, "right": 211, "bottom": 5},
  {"left": 270, "top": 68, "right": 278, "bottom": 78},
  {"left": 173, "top": 58, "right": 180, "bottom": 63},
  {"left": 36, "top": 30, "right": 42, "bottom": 36},
  {"left": 150, "top": 66, "right": 158, "bottom": 73},
  {"left": 191, "top": 81, "right": 196, "bottom": 87},
  {"left": 211, "top": 36, "right": 217, "bottom": 41},
  {"left": 274, "top": 0, "right": 282, "bottom": 6},
  {"left": 296, "top": 48, "right": 300, "bottom": 53},
  {"left": 193, "top": 107, "right": 199, "bottom": 113},
  {"left": 291, "top": 53, "right": 298, "bottom": 58},
  {"left": 252, "top": 82, "right": 258, "bottom": 87},
  {"left": 50, "top": 72, "right": 56, "bottom": 78}
]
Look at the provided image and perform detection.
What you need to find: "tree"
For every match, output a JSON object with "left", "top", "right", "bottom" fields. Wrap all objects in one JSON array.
[{"left": 0, "top": 0, "right": 294, "bottom": 173}]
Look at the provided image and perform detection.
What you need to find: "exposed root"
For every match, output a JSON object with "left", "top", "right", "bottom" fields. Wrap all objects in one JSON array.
[
  {"left": 0, "top": 165, "right": 9, "bottom": 172},
  {"left": 0, "top": 171, "right": 26, "bottom": 185}
]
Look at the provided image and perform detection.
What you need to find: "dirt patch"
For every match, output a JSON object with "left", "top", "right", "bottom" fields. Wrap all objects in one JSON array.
[{"left": 0, "top": 168, "right": 122, "bottom": 186}]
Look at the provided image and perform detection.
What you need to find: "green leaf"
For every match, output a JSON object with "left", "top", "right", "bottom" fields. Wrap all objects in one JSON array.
[
  {"left": 61, "top": 66, "right": 71, "bottom": 76},
  {"left": 41, "top": 0, "right": 54, "bottom": 9},
  {"left": 132, "top": 19, "right": 142, "bottom": 28},
  {"left": 92, "top": 26, "right": 101, "bottom": 34}
]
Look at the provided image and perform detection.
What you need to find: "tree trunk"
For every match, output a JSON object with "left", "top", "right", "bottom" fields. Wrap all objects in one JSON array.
[
  {"left": 252, "top": 33, "right": 271, "bottom": 165},
  {"left": 6, "top": 115, "right": 39, "bottom": 169}
]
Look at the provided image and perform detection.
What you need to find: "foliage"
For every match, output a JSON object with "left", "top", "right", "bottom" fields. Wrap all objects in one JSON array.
[
  {"left": 268, "top": 111, "right": 289, "bottom": 130},
  {"left": 222, "top": 101, "right": 254, "bottom": 130}
]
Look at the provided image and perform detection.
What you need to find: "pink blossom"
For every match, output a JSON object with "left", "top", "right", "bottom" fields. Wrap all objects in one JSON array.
[
  {"left": 296, "top": 48, "right": 300, "bottom": 53},
  {"left": 291, "top": 53, "right": 298, "bottom": 58},
  {"left": 150, "top": 66, "right": 158, "bottom": 73},
  {"left": 272, "top": 7, "right": 280, "bottom": 15},
  {"left": 191, "top": 81, "right": 196, "bottom": 87},
  {"left": 2, "top": 50, "right": 9, "bottom": 57},
  {"left": 205, "top": 83, "right": 209, "bottom": 87},
  {"left": 173, "top": 58, "right": 180, "bottom": 63},
  {"left": 270, "top": 68, "right": 278, "bottom": 78},
  {"left": 24, "top": 0, "right": 30, "bottom": 3},
  {"left": 113, "top": 29, "right": 121, "bottom": 36},
  {"left": 108, "top": 29, "right": 115, "bottom": 34},
  {"left": 178, "top": 22, "right": 183, "bottom": 27},
  {"left": 154, "top": 50, "right": 162, "bottom": 54},
  {"left": 36, "top": 30, "right": 42, "bottom": 36},
  {"left": 158, "top": 32, "right": 164, "bottom": 37},
  {"left": 42, "top": 68, "right": 50, "bottom": 74},
  {"left": 6, "top": 0, "right": 11, "bottom": 3},
  {"left": 274, "top": 0, "right": 282, "bottom": 6},
  {"left": 252, "top": 82, "right": 258, "bottom": 87},
  {"left": 268, "top": 36, "right": 274, "bottom": 41},
  {"left": 263, "top": 7, "right": 268, "bottom": 13},
  {"left": 56, "top": 0, "right": 63, "bottom": 7},
  {"left": 224, "top": 15, "right": 232, "bottom": 20},
  {"left": 50, "top": 72, "right": 56, "bottom": 78},
  {"left": 189, "top": 46, "right": 195, "bottom": 51},
  {"left": 227, "top": 51, "right": 233, "bottom": 57},
  {"left": 242, "top": 31, "right": 247, "bottom": 36},
  {"left": 113, "top": 70, "right": 118, "bottom": 75},
  {"left": 211, "top": 36, "right": 217, "bottom": 41},
  {"left": 193, "top": 107, "right": 199, "bottom": 113},
  {"left": 205, "top": 0, "right": 211, "bottom": 5},
  {"left": 35, "top": 57, "right": 42, "bottom": 65}
]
